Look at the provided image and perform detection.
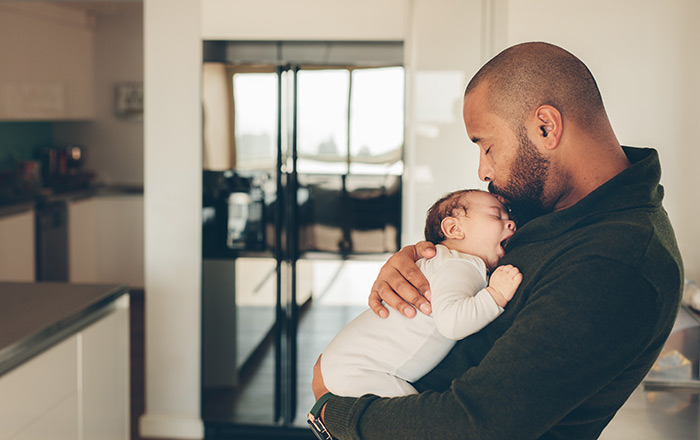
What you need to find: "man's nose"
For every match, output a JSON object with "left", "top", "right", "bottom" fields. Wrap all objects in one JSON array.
[
  {"left": 506, "top": 220, "right": 516, "bottom": 231},
  {"left": 478, "top": 156, "right": 493, "bottom": 182}
]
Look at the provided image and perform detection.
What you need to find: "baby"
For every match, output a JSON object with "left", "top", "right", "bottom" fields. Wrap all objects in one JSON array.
[{"left": 319, "top": 189, "right": 522, "bottom": 397}]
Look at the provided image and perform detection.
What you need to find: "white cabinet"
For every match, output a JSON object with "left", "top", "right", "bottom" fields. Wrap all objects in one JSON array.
[
  {"left": 69, "top": 196, "right": 144, "bottom": 288},
  {"left": 0, "top": 209, "right": 35, "bottom": 282},
  {"left": 68, "top": 197, "right": 99, "bottom": 283},
  {"left": 82, "top": 305, "right": 130, "bottom": 440},
  {"left": 0, "top": 3, "right": 95, "bottom": 120},
  {"left": 0, "top": 335, "right": 78, "bottom": 440},
  {"left": 0, "top": 297, "right": 129, "bottom": 440},
  {"left": 11, "top": 394, "right": 80, "bottom": 440}
]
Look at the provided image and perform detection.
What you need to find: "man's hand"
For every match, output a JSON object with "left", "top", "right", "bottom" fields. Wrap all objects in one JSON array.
[{"left": 369, "top": 242, "right": 437, "bottom": 318}]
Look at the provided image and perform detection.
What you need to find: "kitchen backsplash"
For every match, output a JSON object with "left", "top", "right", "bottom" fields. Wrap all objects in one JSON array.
[{"left": 0, "top": 122, "right": 52, "bottom": 171}]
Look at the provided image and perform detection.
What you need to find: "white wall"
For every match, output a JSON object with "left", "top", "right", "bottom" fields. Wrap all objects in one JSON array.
[
  {"left": 402, "top": 0, "right": 484, "bottom": 244},
  {"left": 201, "top": 0, "right": 406, "bottom": 40},
  {"left": 0, "top": 3, "right": 94, "bottom": 120},
  {"left": 678, "top": 0, "right": 700, "bottom": 282},
  {"left": 53, "top": 4, "right": 144, "bottom": 186},
  {"left": 500, "top": 0, "right": 700, "bottom": 280}
]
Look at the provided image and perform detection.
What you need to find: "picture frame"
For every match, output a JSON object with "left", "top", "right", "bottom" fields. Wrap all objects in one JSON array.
[{"left": 114, "top": 82, "right": 143, "bottom": 121}]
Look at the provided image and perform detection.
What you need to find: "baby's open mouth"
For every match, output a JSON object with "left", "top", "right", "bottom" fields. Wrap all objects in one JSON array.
[{"left": 500, "top": 237, "right": 511, "bottom": 251}]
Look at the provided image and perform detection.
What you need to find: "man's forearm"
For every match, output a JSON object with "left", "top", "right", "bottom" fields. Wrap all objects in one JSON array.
[{"left": 322, "top": 261, "right": 662, "bottom": 440}]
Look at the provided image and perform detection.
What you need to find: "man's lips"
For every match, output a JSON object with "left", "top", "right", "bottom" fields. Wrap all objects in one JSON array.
[
  {"left": 493, "top": 194, "right": 508, "bottom": 205},
  {"left": 487, "top": 183, "right": 508, "bottom": 204}
]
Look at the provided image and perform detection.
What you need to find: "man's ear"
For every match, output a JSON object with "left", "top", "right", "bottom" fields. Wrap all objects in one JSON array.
[
  {"left": 441, "top": 217, "right": 464, "bottom": 240},
  {"left": 533, "top": 105, "right": 562, "bottom": 150}
]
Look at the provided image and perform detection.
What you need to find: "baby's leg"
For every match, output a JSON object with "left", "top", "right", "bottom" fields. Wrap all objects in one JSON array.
[{"left": 323, "top": 361, "right": 418, "bottom": 398}]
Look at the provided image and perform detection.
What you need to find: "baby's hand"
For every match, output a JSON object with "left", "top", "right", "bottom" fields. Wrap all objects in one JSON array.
[{"left": 486, "top": 265, "right": 523, "bottom": 308}]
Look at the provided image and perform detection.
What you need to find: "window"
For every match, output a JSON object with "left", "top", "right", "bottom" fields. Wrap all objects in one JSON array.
[
  {"left": 349, "top": 66, "right": 404, "bottom": 175},
  {"left": 232, "top": 72, "right": 278, "bottom": 171},
  {"left": 230, "top": 66, "right": 404, "bottom": 175}
]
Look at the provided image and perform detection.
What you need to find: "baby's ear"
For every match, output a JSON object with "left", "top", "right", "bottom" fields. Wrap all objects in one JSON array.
[{"left": 441, "top": 217, "right": 464, "bottom": 240}]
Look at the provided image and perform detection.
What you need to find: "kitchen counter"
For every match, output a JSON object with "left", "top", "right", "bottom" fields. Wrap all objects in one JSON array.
[
  {"left": 0, "top": 200, "right": 35, "bottom": 218},
  {"left": 0, "top": 184, "right": 143, "bottom": 219},
  {"left": 0, "top": 282, "right": 129, "bottom": 376},
  {"left": 600, "top": 305, "right": 700, "bottom": 438}
]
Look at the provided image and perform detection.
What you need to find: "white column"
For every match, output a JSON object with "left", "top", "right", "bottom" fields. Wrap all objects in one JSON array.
[
  {"left": 402, "top": 0, "right": 484, "bottom": 244},
  {"left": 140, "top": 0, "right": 204, "bottom": 438}
]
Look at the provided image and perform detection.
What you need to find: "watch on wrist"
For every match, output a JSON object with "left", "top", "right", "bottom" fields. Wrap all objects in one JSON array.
[{"left": 307, "top": 392, "right": 335, "bottom": 440}]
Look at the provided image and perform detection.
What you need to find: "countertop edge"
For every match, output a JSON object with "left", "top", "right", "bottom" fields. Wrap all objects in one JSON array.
[
  {"left": 0, "top": 201, "right": 35, "bottom": 218},
  {"left": 0, "top": 284, "right": 129, "bottom": 377},
  {"left": 0, "top": 184, "right": 143, "bottom": 219}
]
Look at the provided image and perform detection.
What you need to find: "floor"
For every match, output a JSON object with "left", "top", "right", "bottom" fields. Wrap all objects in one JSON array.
[
  {"left": 200, "top": 259, "right": 378, "bottom": 435},
  {"left": 131, "top": 263, "right": 700, "bottom": 439},
  {"left": 132, "top": 260, "right": 381, "bottom": 439}
]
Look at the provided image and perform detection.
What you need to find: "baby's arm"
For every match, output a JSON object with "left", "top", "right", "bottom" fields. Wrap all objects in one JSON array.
[
  {"left": 486, "top": 264, "right": 523, "bottom": 308},
  {"left": 430, "top": 260, "right": 520, "bottom": 340}
]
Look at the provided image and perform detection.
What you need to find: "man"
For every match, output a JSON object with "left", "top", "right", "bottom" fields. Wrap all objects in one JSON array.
[{"left": 311, "top": 42, "right": 683, "bottom": 439}]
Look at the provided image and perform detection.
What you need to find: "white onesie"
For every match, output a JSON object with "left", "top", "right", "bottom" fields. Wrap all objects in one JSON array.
[{"left": 321, "top": 244, "right": 503, "bottom": 398}]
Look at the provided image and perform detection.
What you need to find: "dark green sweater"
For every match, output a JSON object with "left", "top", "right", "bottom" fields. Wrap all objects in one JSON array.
[{"left": 323, "top": 147, "right": 683, "bottom": 439}]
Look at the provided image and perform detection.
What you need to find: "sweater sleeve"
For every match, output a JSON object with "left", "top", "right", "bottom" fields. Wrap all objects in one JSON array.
[
  {"left": 430, "top": 259, "right": 502, "bottom": 340},
  {"left": 322, "top": 258, "right": 666, "bottom": 440}
]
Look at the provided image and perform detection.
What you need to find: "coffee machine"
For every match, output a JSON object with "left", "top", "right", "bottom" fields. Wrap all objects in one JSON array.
[
  {"left": 202, "top": 170, "right": 270, "bottom": 258},
  {"left": 39, "top": 145, "right": 93, "bottom": 192}
]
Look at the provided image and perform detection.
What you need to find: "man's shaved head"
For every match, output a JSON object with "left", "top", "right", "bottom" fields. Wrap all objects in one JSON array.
[{"left": 465, "top": 42, "right": 607, "bottom": 131}]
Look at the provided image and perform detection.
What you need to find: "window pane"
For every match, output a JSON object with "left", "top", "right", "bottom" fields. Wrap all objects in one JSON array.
[
  {"left": 297, "top": 69, "right": 350, "bottom": 174},
  {"left": 232, "top": 73, "right": 278, "bottom": 170},
  {"left": 349, "top": 67, "right": 404, "bottom": 175}
]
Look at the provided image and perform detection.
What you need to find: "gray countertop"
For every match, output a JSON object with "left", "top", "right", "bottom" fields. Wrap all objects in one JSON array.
[
  {"left": 0, "top": 200, "right": 35, "bottom": 218},
  {"left": 0, "top": 282, "right": 129, "bottom": 376},
  {"left": 0, "top": 184, "right": 143, "bottom": 219},
  {"left": 600, "top": 305, "right": 700, "bottom": 438}
]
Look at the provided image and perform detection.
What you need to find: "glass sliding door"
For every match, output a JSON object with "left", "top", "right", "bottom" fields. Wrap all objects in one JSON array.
[
  {"left": 201, "top": 51, "right": 405, "bottom": 437},
  {"left": 277, "top": 65, "right": 299, "bottom": 424},
  {"left": 201, "top": 64, "right": 281, "bottom": 429},
  {"left": 296, "top": 66, "right": 404, "bottom": 257},
  {"left": 202, "top": 64, "right": 304, "bottom": 433},
  {"left": 293, "top": 65, "right": 405, "bottom": 425}
]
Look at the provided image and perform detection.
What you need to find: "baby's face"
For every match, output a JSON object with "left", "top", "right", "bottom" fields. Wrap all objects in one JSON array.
[{"left": 454, "top": 192, "right": 516, "bottom": 270}]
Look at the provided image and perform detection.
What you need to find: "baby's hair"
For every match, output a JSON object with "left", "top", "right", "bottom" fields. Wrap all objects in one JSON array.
[{"left": 424, "top": 189, "right": 483, "bottom": 244}]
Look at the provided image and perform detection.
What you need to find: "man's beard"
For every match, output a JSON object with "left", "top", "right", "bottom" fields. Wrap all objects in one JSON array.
[{"left": 488, "top": 126, "right": 550, "bottom": 226}]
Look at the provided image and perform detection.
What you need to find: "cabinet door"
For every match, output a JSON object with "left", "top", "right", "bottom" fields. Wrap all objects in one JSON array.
[
  {"left": 0, "top": 3, "right": 94, "bottom": 120},
  {"left": 0, "top": 336, "right": 78, "bottom": 440},
  {"left": 0, "top": 210, "right": 35, "bottom": 282},
  {"left": 68, "top": 196, "right": 144, "bottom": 288},
  {"left": 68, "top": 198, "right": 99, "bottom": 283},
  {"left": 0, "top": 301, "right": 129, "bottom": 440},
  {"left": 94, "top": 196, "right": 144, "bottom": 289},
  {"left": 10, "top": 394, "right": 79, "bottom": 440},
  {"left": 81, "top": 299, "right": 130, "bottom": 440}
]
